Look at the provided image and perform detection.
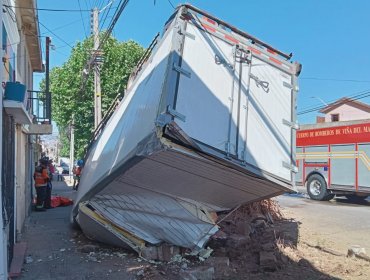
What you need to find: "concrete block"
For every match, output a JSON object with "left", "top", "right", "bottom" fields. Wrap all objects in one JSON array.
[
  {"left": 226, "top": 234, "right": 250, "bottom": 248},
  {"left": 259, "top": 251, "right": 277, "bottom": 272}
]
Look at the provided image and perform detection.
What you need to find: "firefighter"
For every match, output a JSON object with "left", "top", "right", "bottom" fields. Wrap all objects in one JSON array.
[
  {"left": 44, "top": 158, "right": 53, "bottom": 209},
  {"left": 34, "top": 157, "right": 49, "bottom": 211},
  {"left": 73, "top": 159, "right": 83, "bottom": 191}
]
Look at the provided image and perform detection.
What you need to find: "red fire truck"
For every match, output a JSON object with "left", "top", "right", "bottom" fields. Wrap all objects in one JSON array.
[{"left": 296, "top": 119, "right": 370, "bottom": 201}]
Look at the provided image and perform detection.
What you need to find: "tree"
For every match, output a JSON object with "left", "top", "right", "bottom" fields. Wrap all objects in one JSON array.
[{"left": 45, "top": 35, "right": 144, "bottom": 158}]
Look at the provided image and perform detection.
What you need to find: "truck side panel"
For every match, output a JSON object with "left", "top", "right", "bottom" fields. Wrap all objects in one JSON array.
[
  {"left": 330, "top": 144, "right": 355, "bottom": 189},
  {"left": 358, "top": 143, "right": 370, "bottom": 189}
]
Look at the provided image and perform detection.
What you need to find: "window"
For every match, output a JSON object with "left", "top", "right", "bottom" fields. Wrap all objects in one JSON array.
[{"left": 331, "top": 114, "right": 339, "bottom": 122}]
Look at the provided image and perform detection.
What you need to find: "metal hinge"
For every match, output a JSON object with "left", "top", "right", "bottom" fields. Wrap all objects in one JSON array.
[
  {"left": 250, "top": 73, "right": 269, "bottom": 93},
  {"left": 167, "top": 106, "right": 186, "bottom": 122},
  {"left": 283, "top": 81, "right": 293, "bottom": 89},
  {"left": 173, "top": 63, "right": 191, "bottom": 78},
  {"left": 282, "top": 161, "right": 298, "bottom": 173},
  {"left": 215, "top": 54, "right": 233, "bottom": 69},
  {"left": 282, "top": 119, "right": 299, "bottom": 130}
]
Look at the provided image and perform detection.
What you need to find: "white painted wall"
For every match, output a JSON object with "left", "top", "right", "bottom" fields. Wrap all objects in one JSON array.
[
  {"left": 324, "top": 103, "right": 370, "bottom": 122},
  {"left": 0, "top": 0, "right": 9, "bottom": 277}
]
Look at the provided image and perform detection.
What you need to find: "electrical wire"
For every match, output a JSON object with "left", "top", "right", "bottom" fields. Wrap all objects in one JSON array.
[
  {"left": 299, "top": 89, "right": 370, "bottom": 112},
  {"left": 166, "top": 0, "right": 175, "bottom": 9},
  {"left": 99, "top": 1, "right": 115, "bottom": 31},
  {"left": 39, "top": 21, "right": 74, "bottom": 49},
  {"left": 3, "top": 4, "right": 91, "bottom": 12},
  {"left": 298, "top": 90, "right": 370, "bottom": 115},
  {"left": 301, "top": 77, "right": 370, "bottom": 83},
  {"left": 77, "top": 0, "right": 88, "bottom": 38}
]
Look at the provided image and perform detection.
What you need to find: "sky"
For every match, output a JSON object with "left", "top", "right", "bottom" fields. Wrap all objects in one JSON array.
[{"left": 34, "top": 0, "right": 370, "bottom": 124}]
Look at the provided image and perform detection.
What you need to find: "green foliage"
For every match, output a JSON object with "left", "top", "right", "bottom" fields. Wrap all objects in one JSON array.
[{"left": 44, "top": 35, "right": 144, "bottom": 158}]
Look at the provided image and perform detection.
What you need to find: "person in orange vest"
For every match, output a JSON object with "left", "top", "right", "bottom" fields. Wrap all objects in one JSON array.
[
  {"left": 44, "top": 158, "right": 54, "bottom": 209},
  {"left": 73, "top": 159, "right": 83, "bottom": 191},
  {"left": 33, "top": 157, "right": 49, "bottom": 211}
]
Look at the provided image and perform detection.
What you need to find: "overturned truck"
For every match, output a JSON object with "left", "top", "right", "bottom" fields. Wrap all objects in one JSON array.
[{"left": 72, "top": 4, "right": 301, "bottom": 255}]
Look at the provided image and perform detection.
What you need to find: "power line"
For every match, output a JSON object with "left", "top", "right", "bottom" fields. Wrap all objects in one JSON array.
[
  {"left": 166, "top": 0, "right": 175, "bottom": 9},
  {"left": 3, "top": 4, "right": 91, "bottom": 12},
  {"left": 298, "top": 90, "right": 370, "bottom": 115},
  {"left": 39, "top": 21, "right": 74, "bottom": 49},
  {"left": 77, "top": 0, "right": 88, "bottom": 38},
  {"left": 299, "top": 89, "right": 370, "bottom": 112},
  {"left": 99, "top": 1, "right": 115, "bottom": 31},
  {"left": 301, "top": 77, "right": 370, "bottom": 83}
]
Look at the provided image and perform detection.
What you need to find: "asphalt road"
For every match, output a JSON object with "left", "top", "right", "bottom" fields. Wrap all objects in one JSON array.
[{"left": 276, "top": 191, "right": 370, "bottom": 254}]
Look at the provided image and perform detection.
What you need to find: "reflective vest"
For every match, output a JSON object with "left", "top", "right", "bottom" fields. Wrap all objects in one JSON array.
[{"left": 34, "top": 166, "right": 48, "bottom": 187}]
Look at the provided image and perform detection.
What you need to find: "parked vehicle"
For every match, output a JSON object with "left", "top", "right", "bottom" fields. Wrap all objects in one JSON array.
[
  {"left": 73, "top": 4, "right": 301, "bottom": 254},
  {"left": 296, "top": 119, "right": 370, "bottom": 201}
]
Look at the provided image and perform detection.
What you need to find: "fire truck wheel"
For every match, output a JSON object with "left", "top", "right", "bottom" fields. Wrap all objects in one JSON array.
[{"left": 307, "top": 174, "right": 329, "bottom": 201}]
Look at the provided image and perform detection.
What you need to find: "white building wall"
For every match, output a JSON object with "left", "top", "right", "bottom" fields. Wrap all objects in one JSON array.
[{"left": 324, "top": 103, "right": 370, "bottom": 122}]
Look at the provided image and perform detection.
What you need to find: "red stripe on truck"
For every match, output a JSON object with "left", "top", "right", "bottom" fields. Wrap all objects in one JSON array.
[
  {"left": 201, "top": 23, "right": 216, "bottom": 33},
  {"left": 203, "top": 16, "right": 216, "bottom": 25},
  {"left": 269, "top": 57, "right": 282, "bottom": 65},
  {"left": 248, "top": 47, "right": 261, "bottom": 55},
  {"left": 267, "top": 49, "right": 276, "bottom": 55},
  {"left": 225, "top": 34, "right": 239, "bottom": 44}
]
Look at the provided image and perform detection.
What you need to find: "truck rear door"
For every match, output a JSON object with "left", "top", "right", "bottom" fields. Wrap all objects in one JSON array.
[{"left": 173, "top": 14, "right": 299, "bottom": 184}]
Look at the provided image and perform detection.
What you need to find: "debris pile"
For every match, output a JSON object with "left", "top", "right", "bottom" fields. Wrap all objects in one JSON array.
[{"left": 130, "top": 199, "right": 299, "bottom": 279}]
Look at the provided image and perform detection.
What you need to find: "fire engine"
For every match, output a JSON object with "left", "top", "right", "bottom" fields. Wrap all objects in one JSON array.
[{"left": 296, "top": 119, "right": 370, "bottom": 201}]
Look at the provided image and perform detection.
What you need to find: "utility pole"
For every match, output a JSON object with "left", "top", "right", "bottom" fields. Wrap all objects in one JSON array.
[
  {"left": 92, "top": 8, "right": 102, "bottom": 129},
  {"left": 69, "top": 115, "right": 75, "bottom": 181},
  {"left": 45, "top": 37, "right": 51, "bottom": 122}
]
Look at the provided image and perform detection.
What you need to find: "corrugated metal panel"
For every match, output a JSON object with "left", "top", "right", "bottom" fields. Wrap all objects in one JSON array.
[{"left": 88, "top": 190, "right": 218, "bottom": 249}]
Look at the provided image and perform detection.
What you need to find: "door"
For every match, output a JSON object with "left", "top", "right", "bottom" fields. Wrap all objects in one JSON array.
[
  {"left": 241, "top": 56, "right": 293, "bottom": 181},
  {"left": 358, "top": 144, "right": 370, "bottom": 190},
  {"left": 175, "top": 23, "right": 238, "bottom": 155}
]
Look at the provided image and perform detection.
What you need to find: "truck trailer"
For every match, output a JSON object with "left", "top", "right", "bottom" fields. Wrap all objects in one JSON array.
[
  {"left": 72, "top": 4, "right": 301, "bottom": 254},
  {"left": 297, "top": 119, "right": 370, "bottom": 201}
]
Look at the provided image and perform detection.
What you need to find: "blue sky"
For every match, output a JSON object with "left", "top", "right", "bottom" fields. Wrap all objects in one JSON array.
[{"left": 34, "top": 0, "right": 370, "bottom": 124}]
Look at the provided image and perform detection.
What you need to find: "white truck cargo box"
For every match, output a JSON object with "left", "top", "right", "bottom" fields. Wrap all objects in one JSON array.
[{"left": 72, "top": 4, "right": 301, "bottom": 254}]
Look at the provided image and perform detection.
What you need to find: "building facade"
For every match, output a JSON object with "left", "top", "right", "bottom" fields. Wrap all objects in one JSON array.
[
  {"left": 1, "top": 0, "right": 51, "bottom": 277},
  {"left": 318, "top": 97, "right": 370, "bottom": 123}
]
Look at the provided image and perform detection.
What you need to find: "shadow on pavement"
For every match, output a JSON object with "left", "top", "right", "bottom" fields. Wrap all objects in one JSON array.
[
  {"left": 333, "top": 197, "right": 370, "bottom": 207},
  {"left": 18, "top": 181, "right": 342, "bottom": 279}
]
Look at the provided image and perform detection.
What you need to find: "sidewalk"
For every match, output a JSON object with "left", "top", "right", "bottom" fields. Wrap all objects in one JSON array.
[{"left": 18, "top": 180, "right": 137, "bottom": 280}]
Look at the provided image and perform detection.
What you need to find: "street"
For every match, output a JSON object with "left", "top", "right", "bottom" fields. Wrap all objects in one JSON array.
[{"left": 277, "top": 190, "right": 370, "bottom": 253}]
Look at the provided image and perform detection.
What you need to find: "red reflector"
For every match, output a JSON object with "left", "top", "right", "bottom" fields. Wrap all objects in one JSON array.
[{"left": 267, "top": 49, "right": 276, "bottom": 55}]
